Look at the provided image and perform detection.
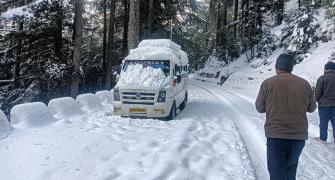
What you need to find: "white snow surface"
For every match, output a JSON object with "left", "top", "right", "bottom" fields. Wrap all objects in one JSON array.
[
  {"left": 10, "top": 102, "right": 56, "bottom": 127},
  {"left": 76, "top": 93, "right": 106, "bottom": 113},
  {"left": 117, "top": 64, "right": 170, "bottom": 89},
  {"left": 48, "top": 97, "right": 84, "bottom": 119},
  {"left": 1, "top": 6, "right": 33, "bottom": 18},
  {"left": 126, "top": 39, "right": 188, "bottom": 65},
  {"left": 0, "top": 110, "right": 12, "bottom": 138},
  {"left": 1, "top": 0, "right": 71, "bottom": 19},
  {"left": 138, "top": 39, "right": 181, "bottom": 51},
  {"left": 95, "top": 90, "right": 113, "bottom": 105},
  {"left": 0, "top": 83, "right": 256, "bottom": 180}
]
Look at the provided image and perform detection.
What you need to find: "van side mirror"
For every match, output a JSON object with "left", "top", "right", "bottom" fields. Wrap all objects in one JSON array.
[{"left": 177, "top": 75, "right": 182, "bottom": 83}]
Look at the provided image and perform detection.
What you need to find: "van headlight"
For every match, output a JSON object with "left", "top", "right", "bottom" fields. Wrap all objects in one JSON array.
[
  {"left": 113, "top": 88, "right": 120, "bottom": 101},
  {"left": 157, "top": 91, "right": 166, "bottom": 102}
]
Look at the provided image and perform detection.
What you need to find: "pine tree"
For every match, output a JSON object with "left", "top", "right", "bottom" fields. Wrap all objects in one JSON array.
[
  {"left": 281, "top": 5, "right": 318, "bottom": 63},
  {"left": 71, "top": 0, "right": 84, "bottom": 97}
]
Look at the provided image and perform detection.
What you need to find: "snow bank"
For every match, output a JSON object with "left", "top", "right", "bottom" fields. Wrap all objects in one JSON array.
[
  {"left": 0, "top": 110, "right": 13, "bottom": 137},
  {"left": 76, "top": 93, "right": 104, "bottom": 112},
  {"left": 48, "top": 97, "right": 84, "bottom": 119},
  {"left": 117, "top": 64, "right": 170, "bottom": 88},
  {"left": 10, "top": 102, "right": 56, "bottom": 126},
  {"left": 138, "top": 39, "right": 181, "bottom": 51},
  {"left": 95, "top": 91, "right": 113, "bottom": 104}
]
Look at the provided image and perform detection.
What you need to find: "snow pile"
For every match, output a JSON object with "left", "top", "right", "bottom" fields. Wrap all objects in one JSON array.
[
  {"left": 138, "top": 39, "right": 181, "bottom": 51},
  {"left": 126, "top": 39, "right": 188, "bottom": 65},
  {"left": 117, "top": 64, "right": 170, "bottom": 88},
  {"left": 48, "top": 97, "right": 84, "bottom": 119},
  {"left": 194, "top": 55, "right": 249, "bottom": 84},
  {"left": 126, "top": 46, "right": 179, "bottom": 62},
  {"left": 95, "top": 90, "right": 113, "bottom": 104},
  {"left": 0, "top": 85, "right": 257, "bottom": 180},
  {"left": 10, "top": 102, "right": 56, "bottom": 126},
  {"left": 76, "top": 93, "right": 105, "bottom": 112},
  {"left": 0, "top": 110, "right": 12, "bottom": 137}
]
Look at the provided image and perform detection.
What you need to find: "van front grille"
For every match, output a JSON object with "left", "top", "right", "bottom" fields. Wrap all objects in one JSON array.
[{"left": 121, "top": 91, "right": 156, "bottom": 104}]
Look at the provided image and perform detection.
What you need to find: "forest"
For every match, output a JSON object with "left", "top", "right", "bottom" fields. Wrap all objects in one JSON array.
[{"left": 0, "top": 0, "right": 335, "bottom": 115}]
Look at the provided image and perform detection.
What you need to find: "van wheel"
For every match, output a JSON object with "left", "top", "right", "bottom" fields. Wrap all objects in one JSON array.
[
  {"left": 165, "top": 102, "right": 176, "bottom": 121},
  {"left": 180, "top": 93, "right": 188, "bottom": 111}
]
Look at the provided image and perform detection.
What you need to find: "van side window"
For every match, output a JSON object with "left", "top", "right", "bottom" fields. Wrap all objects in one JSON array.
[{"left": 175, "top": 64, "right": 180, "bottom": 75}]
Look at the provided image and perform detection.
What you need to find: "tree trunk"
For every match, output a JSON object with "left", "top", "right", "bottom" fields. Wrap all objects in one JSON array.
[
  {"left": 122, "top": 0, "right": 129, "bottom": 56},
  {"left": 128, "top": 0, "right": 140, "bottom": 52},
  {"left": 298, "top": 0, "right": 301, "bottom": 8},
  {"left": 209, "top": 0, "right": 218, "bottom": 33},
  {"left": 104, "top": 0, "right": 116, "bottom": 90},
  {"left": 148, "top": 0, "right": 154, "bottom": 34},
  {"left": 13, "top": 20, "right": 24, "bottom": 89},
  {"left": 256, "top": 2, "right": 263, "bottom": 33},
  {"left": 215, "top": 2, "right": 221, "bottom": 46},
  {"left": 233, "top": 0, "right": 239, "bottom": 38},
  {"left": 55, "top": 2, "right": 63, "bottom": 64},
  {"left": 102, "top": 0, "right": 107, "bottom": 86},
  {"left": 70, "top": 0, "right": 84, "bottom": 97}
]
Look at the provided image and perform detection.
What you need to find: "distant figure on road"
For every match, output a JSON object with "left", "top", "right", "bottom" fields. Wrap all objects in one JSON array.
[
  {"left": 315, "top": 61, "right": 335, "bottom": 143},
  {"left": 255, "top": 54, "right": 317, "bottom": 180}
]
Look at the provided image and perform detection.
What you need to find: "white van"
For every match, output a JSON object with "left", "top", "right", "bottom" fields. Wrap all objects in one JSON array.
[{"left": 113, "top": 39, "right": 189, "bottom": 120}]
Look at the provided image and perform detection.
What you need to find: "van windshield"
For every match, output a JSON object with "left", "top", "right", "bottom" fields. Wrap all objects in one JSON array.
[{"left": 123, "top": 60, "right": 171, "bottom": 76}]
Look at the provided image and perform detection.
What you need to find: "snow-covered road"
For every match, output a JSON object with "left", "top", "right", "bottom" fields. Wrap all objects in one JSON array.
[
  {"left": 1, "top": 81, "right": 335, "bottom": 180},
  {"left": 196, "top": 81, "right": 335, "bottom": 180}
]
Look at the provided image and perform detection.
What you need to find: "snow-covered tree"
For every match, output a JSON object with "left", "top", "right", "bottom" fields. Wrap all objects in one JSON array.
[{"left": 281, "top": 5, "right": 319, "bottom": 63}]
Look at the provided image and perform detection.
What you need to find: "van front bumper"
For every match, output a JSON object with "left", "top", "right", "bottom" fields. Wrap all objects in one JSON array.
[{"left": 112, "top": 101, "right": 173, "bottom": 118}]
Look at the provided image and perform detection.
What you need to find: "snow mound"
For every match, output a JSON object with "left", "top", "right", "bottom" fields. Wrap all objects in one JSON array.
[
  {"left": 10, "top": 102, "right": 57, "bottom": 126},
  {"left": 76, "top": 93, "right": 104, "bottom": 112},
  {"left": 117, "top": 64, "right": 169, "bottom": 88},
  {"left": 0, "top": 110, "right": 13, "bottom": 137},
  {"left": 126, "top": 46, "right": 180, "bottom": 62},
  {"left": 138, "top": 39, "right": 181, "bottom": 51},
  {"left": 48, "top": 97, "right": 84, "bottom": 119},
  {"left": 95, "top": 91, "right": 113, "bottom": 104},
  {"left": 126, "top": 40, "right": 188, "bottom": 65}
]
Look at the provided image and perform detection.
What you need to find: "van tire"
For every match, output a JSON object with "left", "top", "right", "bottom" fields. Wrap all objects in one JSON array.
[
  {"left": 165, "top": 102, "right": 176, "bottom": 121},
  {"left": 180, "top": 92, "right": 188, "bottom": 111}
]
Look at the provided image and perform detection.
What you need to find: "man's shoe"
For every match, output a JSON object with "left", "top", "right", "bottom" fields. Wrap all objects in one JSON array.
[{"left": 313, "top": 137, "right": 327, "bottom": 144}]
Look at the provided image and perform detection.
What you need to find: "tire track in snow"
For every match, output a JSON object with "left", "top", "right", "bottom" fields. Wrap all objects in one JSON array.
[
  {"left": 217, "top": 89, "right": 335, "bottom": 180},
  {"left": 180, "top": 84, "right": 256, "bottom": 179},
  {"left": 194, "top": 81, "right": 268, "bottom": 180},
  {"left": 194, "top": 81, "right": 335, "bottom": 180}
]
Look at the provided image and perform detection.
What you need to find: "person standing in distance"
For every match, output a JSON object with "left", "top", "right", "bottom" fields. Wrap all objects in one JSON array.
[
  {"left": 315, "top": 61, "right": 335, "bottom": 143},
  {"left": 255, "top": 54, "right": 317, "bottom": 180}
]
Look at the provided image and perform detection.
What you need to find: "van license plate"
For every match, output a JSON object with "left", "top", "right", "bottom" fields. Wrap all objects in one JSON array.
[{"left": 129, "top": 108, "right": 146, "bottom": 113}]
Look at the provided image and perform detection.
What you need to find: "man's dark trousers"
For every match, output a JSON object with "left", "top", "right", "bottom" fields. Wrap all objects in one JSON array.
[
  {"left": 267, "top": 138, "right": 305, "bottom": 180},
  {"left": 319, "top": 107, "right": 335, "bottom": 142}
]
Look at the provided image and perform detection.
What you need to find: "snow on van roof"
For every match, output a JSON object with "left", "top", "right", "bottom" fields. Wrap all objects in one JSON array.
[
  {"left": 138, "top": 39, "right": 181, "bottom": 51},
  {"left": 126, "top": 39, "right": 189, "bottom": 65}
]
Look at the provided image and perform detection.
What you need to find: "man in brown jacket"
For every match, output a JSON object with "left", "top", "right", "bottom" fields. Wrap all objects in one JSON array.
[
  {"left": 255, "top": 54, "right": 316, "bottom": 180},
  {"left": 315, "top": 61, "right": 335, "bottom": 143}
]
